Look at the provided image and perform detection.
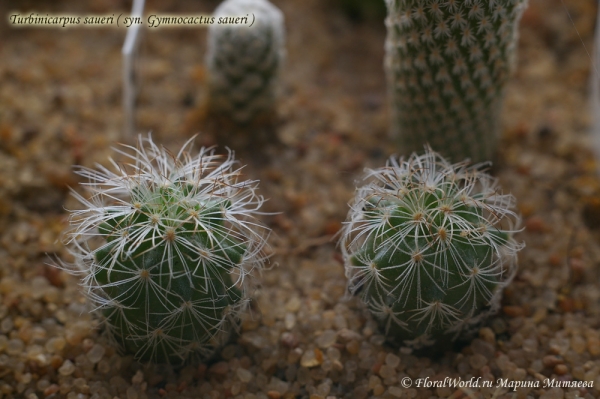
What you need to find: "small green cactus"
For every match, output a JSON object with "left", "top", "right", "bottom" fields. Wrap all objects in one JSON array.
[
  {"left": 340, "top": 148, "right": 522, "bottom": 348},
  {"left": 384, "top": 0, "right": 528, "bottom": 163},
  {"left": 62, "top": 135, "right": 270, "bottom": 364},
  {"left": 206, "top": 0, "right": 285, "bottom": 125}
]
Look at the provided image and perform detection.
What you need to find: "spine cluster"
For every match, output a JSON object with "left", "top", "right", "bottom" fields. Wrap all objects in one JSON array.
[
  {"left": 340, "top": 148, "right": 522, "bottom": 348},
  {"left": 206, "top": 0, "right": 285, "bottom": 125},
  {"left": 384, "top": 0, "right": 527, "bottom": 163},
  {"left": 63, "top": 136, "right": 269, "bottom": 364}
]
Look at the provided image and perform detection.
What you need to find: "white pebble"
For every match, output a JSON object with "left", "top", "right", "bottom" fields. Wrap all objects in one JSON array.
[
  {"left": 316, "top": 330, "right": 337, "bottom": 349},
  {"left": 237, "top": 368, "right": 253, "bottom": 383},
  {"left": 86, "top": 344, "right": 105, "bottom": 364},
  {"left": 58, "top": 359, "right": 75, "bottom": 376},
  {"left": 385, "top": 353, "right": 400, "bottom": 368}
]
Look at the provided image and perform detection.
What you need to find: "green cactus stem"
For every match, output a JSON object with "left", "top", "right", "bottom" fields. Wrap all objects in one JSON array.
[
  {"left": 340, "top": 147, "right": 523, "bottom": 348},
  {"left": 206, "top": 0, "right": 285, "bottom": 125},
  {"left": 62, "top": 135, "right": 270, "bottom": 364},
  {"left": 384, "top": 0, "right": 528, "bottom": 163}
]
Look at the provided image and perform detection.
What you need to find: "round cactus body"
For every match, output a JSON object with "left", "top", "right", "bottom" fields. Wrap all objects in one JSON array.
[
  {"left": 340, "top": 148, "right": 522, "bottom": 348},
  {"left": 63, "top": 136, "right": 269, "bottom": 364},
  {"left": 206, "top": 0, "right": 285, "bottom": 125},
  {"left": 384, "top": 0, "right": 528, "bottom": 163}
]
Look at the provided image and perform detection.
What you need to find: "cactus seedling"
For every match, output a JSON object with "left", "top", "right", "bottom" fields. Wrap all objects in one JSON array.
[
  {"left": 384, "top": 0, "right": 528, "bottom": 163},
  {"left": 340, "top": 148, "right": 522, "bottom": 348},
  {"left": 206, "top": 0, "right": 285, "bottom": 125},
  {"left": 62, "top": 135, "right": 270, "bottom": 364}
]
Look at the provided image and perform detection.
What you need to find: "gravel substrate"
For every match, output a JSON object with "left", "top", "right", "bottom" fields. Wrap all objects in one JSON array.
[{"left": 1, "top": 0, "right": 600, "bottom": 398}]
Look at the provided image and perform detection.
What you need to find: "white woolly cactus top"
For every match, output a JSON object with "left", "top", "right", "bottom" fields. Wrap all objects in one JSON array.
[
  {"left": 62, "top": 135, "right": 270, "bottom": 364},
  {"left": 67, "top": 135, "right": 269, "bottom": 271},
  {"left": 340, "top": 148, "right": 523, "bottom": 348}
]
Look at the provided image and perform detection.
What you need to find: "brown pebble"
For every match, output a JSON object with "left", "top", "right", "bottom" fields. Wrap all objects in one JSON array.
[
  {"left": 265, "top": 168, "right": 283, "bottom": 182},
  {"left": 371, "top": 362, "right": 382, "bottom": 374},
  {"left": 82, "top": 338, "right": 94, "bottom": 352},
  {"left": 346, "top": 340, "right": 359, "bottom": 355},
  {"left": 273, "top": 214, "right": 293, "bottom": 232},
  {"left": 267, "top": 391, "right": 282, "bottom": 399},
  {"left": 525, "top": 216, "right": 547, "bottom": 233},
  {"left": 314, "top": 348, "right": 324, "bottom": 364},
  {"left": 43, "top": 384, "right": 60, "bottom": 396},
  {"left": 518, "top": 203, "right": 535, "bottom": 218},
  {"left": 587, "top": 336, "right": 600, "bottom": 355},
  {"left": 281, "top": 332, "right": 299, "bottom": 348},
  {"left": 557, "top": 296, "right": 575, "bottom": 313},
  {"left": 338, "top": 329, "right": 361, "bottom": 343},
  {"left": 195, "top": 364, "right": 207, "bottom": 379},
  {"left": 158, "top": 388, "right": 167, "bottom": 397},
  {"left": 177, "top": 381, "right": 188, "bottom": 392},
  {"left": 512, "top": 122, "right": 530, "bottom": 139},
  {"left": 209, "top": 361, "right": 229, "bottom": 376},
  {"left": 569, "top": 258, "right": 584, "bottom": 283},
  {"left": 548, "top": 253, "right": 562, "bottom": 267},
  {"left": 502, "top": 306, "right": 524, "bottom": 317},
  {"left": 516, "top": 164, "right": 530, "bottom": 176},
  {"left": 240, "top": 356, "right": 252, "bottom": 369},
  {"left": 479, "top": 327, "right": 495, "bottom": 344},
  {"left": 554, "top": 364, "right": 568, "bottom": 375},
  {"left": 323, "top": 220, "right": 341, "bottom": 236},
  {"left": 50, "top": 355, "right": 63, "bottom": 370},
  {"left": 43, "top": 265, "right": 65, "bottom": 288},
  {"left": 543, "top": 355, "right": 562, "bottom": 368}
]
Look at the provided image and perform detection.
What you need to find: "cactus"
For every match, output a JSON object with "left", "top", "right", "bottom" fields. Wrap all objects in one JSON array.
[
  {"left": 384, "top": 0, "right": 528, "bottom": 163},
  {"left": 62, "top": 135, "right": 270, "bottom": 364},
  {"left": 339, "top": 148, "right": 522, "bottom": 348},
  {"left": 206, "top": 0, "right": 285, "bottom": 125}
]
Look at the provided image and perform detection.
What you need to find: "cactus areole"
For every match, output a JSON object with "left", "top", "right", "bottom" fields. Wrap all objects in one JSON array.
[
  {"left": 63, "top": 135, "right": 269, "bottom": 364},
  {"left": 340, "top": 148, "right": 522, "bottom": 348},
  {"left": 384, "top": 0, "right": 528, "bottom": 163}
]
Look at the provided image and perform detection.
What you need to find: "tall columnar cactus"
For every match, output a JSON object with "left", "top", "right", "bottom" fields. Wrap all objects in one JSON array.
[
  {"left": 62, "top": 135, "right": 270, "bottom": 364},
  {"left": 340, "top": 148, "right": 522, "bottom": 348},
  {"left": 206, "top": 0, "right": 285, "bottom": 125},
  {"left": 384, "top": 0, "right": 528, "bottom": 163}
]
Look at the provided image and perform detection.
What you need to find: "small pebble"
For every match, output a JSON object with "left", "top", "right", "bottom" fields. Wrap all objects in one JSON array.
[
  {"left": 58, "top": 359, "right": 75, "bottom": 376},
  {"left": 346, "top": 340, "right": 359, "bottom": 355},
  {"left": 267, "top": 391, "right": 281, "bottom": 399},
  {"left": 44, "top": 385, "right": 60, "bottom": 397},
  {"left": 539, "top": 387, "right": 565, "bottom": 399},
  {"left": 237, "top": 368, "right": 253, "bottom": 383},
  {"left": 385, "top": 353, "right": 400, "bottom": 368},
  {"left": 45, "top": 337, "right": 66, "bottom": 354},
  {"left": 388, "top": 386, "right": 403, "bottom": 398},
  {"left": 86, "top": 344, "right": 105, "bottom": 364},
  {"left": 126, "top": 386, "right": 138, "bottom": 399},
  {"left": 469, "top": 354, "right": 488, "bottom": 369},
  {"left": 6, "top": 339, "right": 24, "bottom": 356},
  {"left": 554, "top": 364, "right": 568, "bottom": 375},
  {"left": 316, "top": 330, "right": 337, "bottom": 349},
  {"left": 284, "top": 313, "right": 296, "bottom": 330},
  {"left": 300, "top": 349, "right": 323, "bottom": 368},
  {"left": 543, "top": 355, "right": 562, "bottom": 368}
]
